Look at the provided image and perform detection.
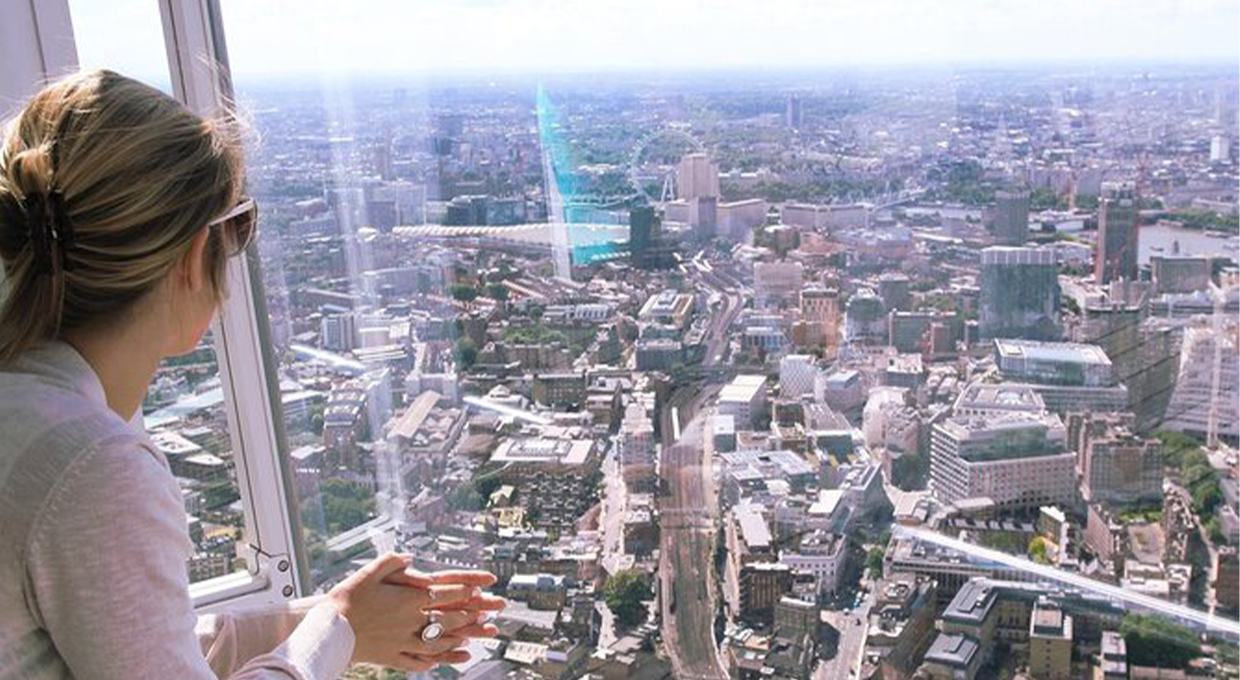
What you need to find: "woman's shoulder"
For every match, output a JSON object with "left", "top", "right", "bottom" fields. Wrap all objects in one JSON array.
[
  {"left": 0, "top": 369, "right": 149, "bottom": 468},
  {"left": 0, "top": 372, "right": 171, "bottom": 559}
]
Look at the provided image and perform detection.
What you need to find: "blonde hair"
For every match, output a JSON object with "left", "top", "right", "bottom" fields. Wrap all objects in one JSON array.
[{"left": 0, "top": 69, "right": 246, "bottom": 365}]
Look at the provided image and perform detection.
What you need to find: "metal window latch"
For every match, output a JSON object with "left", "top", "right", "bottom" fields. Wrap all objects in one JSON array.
[{"left": 246, "top": 544, "right": 299, "bottom": 599}]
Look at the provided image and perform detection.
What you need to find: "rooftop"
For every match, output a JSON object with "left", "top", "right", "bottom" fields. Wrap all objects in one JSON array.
[
  {"left": 924, "top": 633, "right": 979, "bottom": 668},
  {"left": 954, "top": 382, "right": 1045, "bottom": 414},
  {"left": 735, "top": 503, "right": 772, "bottom": 550},
  {"left": 719, "top": 374, "right": 768, "bottom": 403},
  {"left": 491, "top": 437, "right": 595, "bottom": 466},
  {"left": 994, "top": 338, "right": 1111, "bottom": 368}
]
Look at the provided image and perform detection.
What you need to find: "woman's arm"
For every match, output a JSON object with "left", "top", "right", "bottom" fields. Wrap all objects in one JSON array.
[
  {"left": 26, "top": 440, "right": 354, "bottom": 680},
  {"left": 197, "top": 597, "right": 328, "bottom": 677},
  {"left": 198, "top": 572, "right": 507, "bottom": 675}
]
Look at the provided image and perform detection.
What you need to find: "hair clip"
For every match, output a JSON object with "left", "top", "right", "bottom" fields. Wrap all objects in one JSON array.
[
  {"left": 49, "top": 190, "right": 75, "bottom": 272},
  {"left": 23, "top": 192, "right": 54, "bottom": 276}
]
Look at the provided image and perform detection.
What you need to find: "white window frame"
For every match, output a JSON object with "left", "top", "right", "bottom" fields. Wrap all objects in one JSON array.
[
  {"left": 0, "top": 0, "right": 77, "bottom": 119},
  {"left": 158, "top": 0, "right": 309, "bottom": 611}
]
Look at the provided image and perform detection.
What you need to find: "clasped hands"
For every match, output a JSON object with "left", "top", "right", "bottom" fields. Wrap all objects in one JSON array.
[{"left": 325, "top": 553, "right": 506, "bottom": 673}]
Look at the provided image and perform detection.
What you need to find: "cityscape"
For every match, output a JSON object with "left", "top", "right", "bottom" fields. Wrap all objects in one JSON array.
[{"left": 140, "top": 64, "right": 1240, "bottom": 680}]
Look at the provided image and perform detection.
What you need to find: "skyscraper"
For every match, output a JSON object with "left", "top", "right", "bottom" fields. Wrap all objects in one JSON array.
[
  {"left": 629, "top": 204, "right": 655, "bottom": 264},
  {"left": 993, "top": 188, "right": 1030, "bottom": 246},
  {"left": 677, "top": 153, "right": 720, "bottom": 201},
  {"left": 978, "top": 246, "right": 1062, "bottom": 341},
  {"left": 785, "top": 94, "right": 803, "bottom": 129},
  {"left": 1095, "top": 181, "right": 1139, "bottom": 284},
  {"left": 1211, "top": 135, "right": 1232, "bottom": 163}
]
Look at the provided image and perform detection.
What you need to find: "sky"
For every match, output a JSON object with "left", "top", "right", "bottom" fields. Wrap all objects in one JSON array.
[{"left": 69, "top": 0, "right": 1240, "bottom": 83}]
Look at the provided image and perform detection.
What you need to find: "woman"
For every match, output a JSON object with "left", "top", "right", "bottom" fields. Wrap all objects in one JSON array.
[{"left": 0, "top": 70, "right": 502, "bottom": 679}]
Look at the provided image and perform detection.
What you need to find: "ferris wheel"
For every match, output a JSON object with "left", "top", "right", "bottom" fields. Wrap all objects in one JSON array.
[{"left": 627, "top": 127, "right": 706, "bottom": 204}]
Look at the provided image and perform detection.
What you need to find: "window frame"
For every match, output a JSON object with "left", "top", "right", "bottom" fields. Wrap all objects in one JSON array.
[
  {"left": 0, "top": 0, "right": 77, "bottom": 119},
  {"left": 159, "top": 0, "right": 309, "bottom": 610}
]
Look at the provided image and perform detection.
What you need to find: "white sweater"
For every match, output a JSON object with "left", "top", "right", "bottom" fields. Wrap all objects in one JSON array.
[{"left": 0, "top": 342, "right": 354, "bottom": 680}]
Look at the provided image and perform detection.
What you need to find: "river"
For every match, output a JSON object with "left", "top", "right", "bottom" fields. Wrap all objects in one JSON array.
[{"left": 1139, "top": 223, "right": 1240, "bottom": 265}]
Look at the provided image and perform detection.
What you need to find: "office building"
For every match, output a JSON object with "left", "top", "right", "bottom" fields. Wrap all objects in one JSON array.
[
  {"left": 1082, "top": 430, "right": 1163, "bottom": 505},
  {"left": 930, "top": 412, "right": 1077, "bottom": 510},
  {"left": 1097, "top": 631, "right": 1128, "bottom": 680},
  {"left": 1164, "top": 323, "right": 1240, "bottom": 441},
  {"left": 785, "top": 94, "right": 803, "bottom": 129},
  {"left": 889, "top": 310, "right": 958, "bottom": 354},
  {"left": 719, "top": 374, "right": 769, "bottom": 429},
  {"left": 800, "top": 285, "right": 841, "bottom": 351},
  {"left": 979, "top": 246, "right": 1062, "bottom": 341},
  {"left": 677, "top": 153, "right": 719, "bottom": 201},
  {"left": 739, "top": 562, "right": 794, "bottom": 625},
  {"left": 320, "top": 310, "right": 358, "bottom": 352},
  {"left": 877, "top": 273, "right": 911, "bottom": 312},
  {"left": 691, "top": 195, "right": 717, "bottom": 240},
  {"left": 779, "top": 354, "right": 818, "bottom": 399},
  {"left": 845, "top": 288, "right": 888, "bottom": 345},
  {"left": 778, "top": 530, "right": 849, "bottom": 595},
  {"left": 754, "top": 261, "right": 805, "bottom": 309},
  {"left": 1217, "top": 548, "right": 1239, "bottom": 613},
  {"left": 1095, "top": 181, "right": 1139, "bottom": 284},
  {"left": 862, "top": 575, "right": 939, "bottom": 677},
  {"left": 629, "top": 204, "right": 655, "bottom": 265},
  {"left": 952, "top": 382, "right": 1045, "bottom": 417},
  {"left": 1211, "top": 134, "right": 1232, "bottom": 163},
  {"left": 1151, "top": 254, "right": 1213, "bottom": 294},
  {"left": 993, "top": 339, "right": 1114, "bottom": 387},
  {"left": 639, "top": 290, "right": 695, "bottom": 329},
  {"left": 717, "top": 198, "right": 767, "bottom": 241},
  {"left": 619, "top": 404, "right": 656, "bottom": 492},
  {"left": 920, "top": 633, "right": 982, "bottom": 680},
  {"left": 994, "top": 338, "right": 1129, "bottom": 416},
  {"left": 993, "top": 188, "right": 1031, "bottom": 246},
  {"left": 1028, "top": 601, "right": 1073, "bottom": 680}
]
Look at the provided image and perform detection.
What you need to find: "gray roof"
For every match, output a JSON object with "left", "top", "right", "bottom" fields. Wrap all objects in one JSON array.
[{"left": 925, "top": 633, "right": 979, "bottom": 667}]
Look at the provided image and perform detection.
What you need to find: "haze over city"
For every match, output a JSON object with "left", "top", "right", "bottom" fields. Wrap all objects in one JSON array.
[{"left": 40, "top": 2, "right": 1240, "bottom": 680}]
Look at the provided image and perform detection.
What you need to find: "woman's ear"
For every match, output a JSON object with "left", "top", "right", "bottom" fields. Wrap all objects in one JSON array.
[{"left": 178, "top": 227, "right": 212, "bottom": 293}]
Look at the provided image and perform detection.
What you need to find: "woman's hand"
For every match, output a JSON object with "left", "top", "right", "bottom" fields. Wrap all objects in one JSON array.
[{"left": 324, "top": 553, "right": 504, "bottom": 672}]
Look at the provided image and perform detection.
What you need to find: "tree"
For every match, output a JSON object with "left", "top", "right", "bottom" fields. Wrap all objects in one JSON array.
[
  {"left": 1121, "top": 614, "right": 1202, "bottom": 669},
  {"left": 305, "top": 479, "right": 377, "bottom": 535},
  {"left": 485, "top": 282, "right": 508, "bottom": 303},
  {"left": 866, "top": 548, "right": 885, "bottom": 578},
  {"left": 450, "top": 283, "right": 478, "bottom": 304},
  {"left": 455, "top": 338, "right": 478, "bottom": 369},
  {"left": 1028, "top": 536, "right": 1051, "bottom": 565},
  {"left": 448, "top": 484, "right": 485, "bottom": 512},
  {"left": 604, "top": 570, "right": 652, "bottom": 628}
]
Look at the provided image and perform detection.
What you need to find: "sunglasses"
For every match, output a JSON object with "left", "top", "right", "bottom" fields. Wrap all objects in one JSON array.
[{"left": 208, "top": 197, "right": 259, "bottom": 256}]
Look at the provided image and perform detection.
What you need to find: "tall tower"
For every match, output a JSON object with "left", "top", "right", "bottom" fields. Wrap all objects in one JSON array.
[
  {"left": 677, "top": 153, "right": 720, "bottom": 201},
  {"left": 979, "top": 246, "right": 1062, "bottom": 341},
  {"left": 785, "top": 94, "right": 803, "bottom": 129},
  {"left": 629, "top": 205, "right": 655, "bottom": 266},
  {"left": 1095, "top": 181, "right": 1139, "bottom": 284},
  {"left": 993, "top": 188, "right": 1031, "bottom": 246}
]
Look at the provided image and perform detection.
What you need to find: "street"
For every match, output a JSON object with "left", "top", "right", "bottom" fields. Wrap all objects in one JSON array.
[{"left": 814, "top": 588, "right": 874, "bottom": 680}]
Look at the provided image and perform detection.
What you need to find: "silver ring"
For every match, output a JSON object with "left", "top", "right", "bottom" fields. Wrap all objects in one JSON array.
[
  {"left": 420, "top": 621, "right": 445, "bottom": 642},
  {"left": 420, "top": 611, "right": 445, "bottom": 642}
]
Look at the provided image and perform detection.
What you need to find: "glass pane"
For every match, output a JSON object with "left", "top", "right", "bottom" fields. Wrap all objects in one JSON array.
[
  {"left": 219, "top": 0, "right": 1240, "bottom": 678},
  {"left": 143, "top": 333, "right": 251, "bottom": 583},
  {"left": 67, "top": 0, "right": 172, "bottom": 93}
]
